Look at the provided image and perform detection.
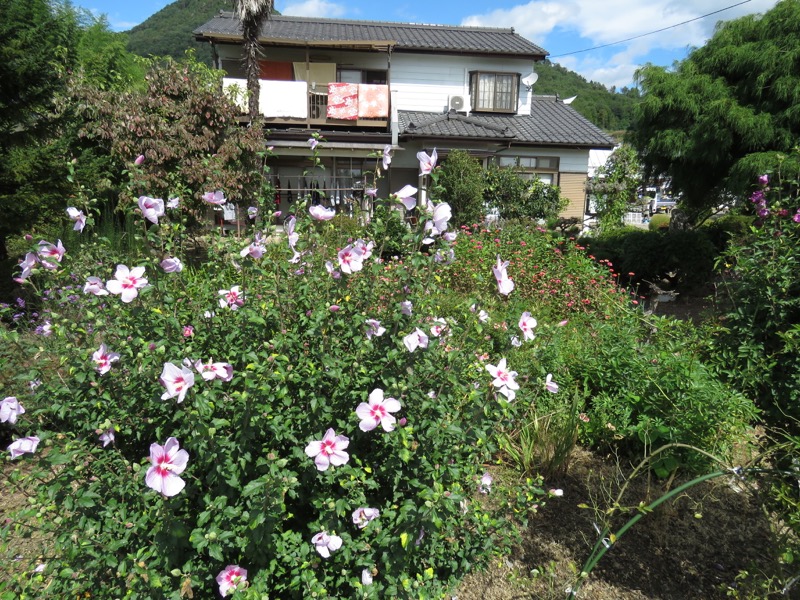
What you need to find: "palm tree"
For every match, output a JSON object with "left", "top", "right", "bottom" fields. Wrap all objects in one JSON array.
[{"left": 234, "top": 0, "right": 273, "bottom": 119}]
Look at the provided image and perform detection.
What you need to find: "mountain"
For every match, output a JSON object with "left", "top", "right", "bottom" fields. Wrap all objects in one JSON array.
[
  {"left": 125, "top": 0, "right": 234, "bottom": 65},
  {"left": 125, "top": 2, "right": 638, "bottom": 132},
  {"left": 532, "top": 61, "right": 639, "bottom": 134}
]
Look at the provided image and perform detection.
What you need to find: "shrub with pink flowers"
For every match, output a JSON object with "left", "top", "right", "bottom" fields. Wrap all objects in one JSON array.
[
  {"left": 711, "top": 165, "right": 800, "bottom": 429},
  {"left": 442, "top": 221, "right": 632, "bottom": 321},
  {"left": 0, "top": 168, "right": 553, "bottom": 598}
]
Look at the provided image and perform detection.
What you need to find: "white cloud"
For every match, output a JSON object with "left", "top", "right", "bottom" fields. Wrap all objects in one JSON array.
[
  {"left": 460, "top": 1, "right": 573, "bottom": 39},
  {"left": 462, "top": 0, "right": 781, "bottom": 87},
  {"left": 281, "top": 0, "right": 347, "bottom": 18},
  {"left": 110, "top": 19, "right": 140, "bottom": 31}
]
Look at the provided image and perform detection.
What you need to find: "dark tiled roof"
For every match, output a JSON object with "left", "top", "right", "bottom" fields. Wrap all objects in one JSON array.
[
  {"left": 194, "top": 13, "right": 547, "bottom": 58},
  {"left": 402, "top": 111, "right": 515, "bottom": 139},
  {"left": 399, "top": 98, "right": 616, "bottom": 148}
]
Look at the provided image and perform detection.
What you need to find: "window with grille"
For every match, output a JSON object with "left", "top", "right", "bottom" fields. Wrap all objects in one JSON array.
[
  {"left": 470, "top": 72, "right": 519, "bottom": 113},
  {"left": 496, "top": 156, "right": 560, "bottom": 185}
]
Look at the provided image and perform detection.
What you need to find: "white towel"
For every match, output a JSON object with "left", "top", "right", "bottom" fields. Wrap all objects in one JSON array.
[
  {"left": 259, "top": 80, "right": 309, "bottom": 119},
  {"left": 222, "top": 78, "right": 248, "bottom": 113}
]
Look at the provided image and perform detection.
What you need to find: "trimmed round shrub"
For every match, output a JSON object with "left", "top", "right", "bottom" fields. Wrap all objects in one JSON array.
[{"left": 648, "top": 214, "right": 670, "bottom": 230}]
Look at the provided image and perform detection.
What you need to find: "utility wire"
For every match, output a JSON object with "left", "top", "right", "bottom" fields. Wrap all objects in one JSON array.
[{"left": 548, "top": 0, "right": 753, "bottom": 58}]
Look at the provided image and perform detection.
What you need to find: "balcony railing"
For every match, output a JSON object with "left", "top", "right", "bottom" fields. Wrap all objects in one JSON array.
[{"left": 223, "top": 78, "right": 389, "bottom": 128}]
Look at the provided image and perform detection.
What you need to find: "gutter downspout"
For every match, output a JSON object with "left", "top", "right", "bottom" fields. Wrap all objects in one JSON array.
[{"left": 388, "top": 46, "right": 396, "bottom": 194}]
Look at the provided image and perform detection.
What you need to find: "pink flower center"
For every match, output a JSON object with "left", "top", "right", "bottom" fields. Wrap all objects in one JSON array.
[
  {"left": 321, "top": 439, "right": 336, "bottom": 456},
  {"left": 156, "top": 454, "right": 173, "bottom": 472},
  {"left": 370, "top": 404, "right": 387, "bottom": 420}
]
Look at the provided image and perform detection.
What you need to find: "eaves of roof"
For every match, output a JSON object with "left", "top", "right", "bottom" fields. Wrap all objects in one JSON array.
[{"left": 194, "top": 12, "right": 548, "bottom": 59}]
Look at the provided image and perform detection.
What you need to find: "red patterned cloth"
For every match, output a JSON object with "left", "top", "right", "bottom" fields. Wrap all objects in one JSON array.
[
  {"left": 358, "top": 84, "right": 389, "bottom": 118},
  {"left": 327, "top": 82, "right": 358, "bottom": 120}
]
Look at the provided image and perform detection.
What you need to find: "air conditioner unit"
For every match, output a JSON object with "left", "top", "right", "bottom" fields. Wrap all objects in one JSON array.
[{"left": 449, "top": 95, "right": 465, "bottom": 111}]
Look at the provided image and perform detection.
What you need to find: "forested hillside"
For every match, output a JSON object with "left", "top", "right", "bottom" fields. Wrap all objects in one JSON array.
[
  {"left": 124, "top": 1, "right": 637, "bottom": 131},
  {"left": 125, "top": 0, "right": 234, "bottom": 64},
  {"left": 533, "top": 60, "right": 639, "bottom": 133}
]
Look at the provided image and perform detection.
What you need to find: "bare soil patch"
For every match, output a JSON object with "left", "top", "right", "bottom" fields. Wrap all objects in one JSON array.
[{"left": 455, "top": 447, "right": 780, "bottom": 600}]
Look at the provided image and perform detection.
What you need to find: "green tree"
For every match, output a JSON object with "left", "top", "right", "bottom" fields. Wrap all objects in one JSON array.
[
  {"left": 629, "top": 0, "right": 800, "bottom": 220},
  {"left": 235, "top": 0, "right": 274, "bottom": 119},
  {"left": 533, "top": 60, "right": 639, "bottom": 132},
  {"left": 436, "top": 150, "right": 485, "bottom": 226},
  {"left": 69, "top": 53, "right": 266, "bottom": 210},
  {"left": 586, "top": 145, "right": 641, "bottom": 232},
  {"left": 77, "top": 17, "right": 144, "bottom": 91},
  {"left": 0, "top": 0, "right": 82, "bottom": 258},
  {"left": 484, "top": 165, "right": 566, "bottom": 221}
]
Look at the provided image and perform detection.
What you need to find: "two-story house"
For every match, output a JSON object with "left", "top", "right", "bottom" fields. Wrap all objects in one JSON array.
[{"left": 194, "top": 13, "right": 616, "bottom": 219}]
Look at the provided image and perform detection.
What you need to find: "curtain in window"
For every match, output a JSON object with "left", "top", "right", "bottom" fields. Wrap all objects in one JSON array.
[
  {"left": 478, "top": 74, "right": 495, "bottom": 110},
  {"left": 494, "top": 75, "right": 514, "bottom": 111}
]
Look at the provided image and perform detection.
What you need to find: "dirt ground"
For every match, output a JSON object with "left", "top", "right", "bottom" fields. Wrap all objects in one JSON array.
[{"left": 455, "top": 447, "right": 784, "bottom": 600}]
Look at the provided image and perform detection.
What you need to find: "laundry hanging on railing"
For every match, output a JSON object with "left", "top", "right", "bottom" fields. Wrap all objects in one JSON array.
[
  {"left": 358, "top": 84, "right": 389, "bottom": 118},
  {"left": 259, "top": 80, "right": 308, "bottom": 118},
  {"left": 327, "top": 83, "right": 358, "bottom": 120}
]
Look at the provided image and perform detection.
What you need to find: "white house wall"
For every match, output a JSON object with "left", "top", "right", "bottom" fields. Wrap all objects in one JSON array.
[
  {"left": 390, "top": 53, "right": 534, "bottom": 115},
  {"left": 215, "top": 45, "right": 536, "bottom": 116}
]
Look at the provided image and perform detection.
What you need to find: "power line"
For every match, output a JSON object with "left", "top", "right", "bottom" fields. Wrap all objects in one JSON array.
[{"left": 548, "top": 0, "right": 753, "bottom": 58}]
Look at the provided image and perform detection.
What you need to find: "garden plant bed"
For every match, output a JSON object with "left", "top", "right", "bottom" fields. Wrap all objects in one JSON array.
[
  {"left": 2, "top": 445, "right": 780, "bottom": 599},
  {"left": 456, "top": 447, "right": 779, "bottom": 600}
]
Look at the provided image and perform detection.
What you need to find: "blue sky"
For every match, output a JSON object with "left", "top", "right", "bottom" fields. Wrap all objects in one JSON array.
[{"left": 72, "top": 0, "right": 780, "bottom": 89}]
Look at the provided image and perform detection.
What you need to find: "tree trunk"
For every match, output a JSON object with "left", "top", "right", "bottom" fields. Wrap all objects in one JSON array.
[{"left": 243, "top": 22, "right": 262, "bottom": 120}]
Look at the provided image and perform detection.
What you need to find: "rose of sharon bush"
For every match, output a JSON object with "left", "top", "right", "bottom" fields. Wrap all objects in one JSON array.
[
  {"left": 3, "top": 179, "right": 548, "bottom": 599},
  {"left": 145, "top": 437, "right": 189, "bottom": 497},
  {"left": 356, "top": 388, "right": 401, "bottom": 432},
  {"left": 216, "top": 564, "right": 247, "bottom": 596},
  {"left": 1, "top": 396, "right": 25, "bottom": 424},
  {"left": 305, "top": 428, "right": 350, "bottom": 471},
  {"left": 106, "top": 264, "right": 148, "bottom": 303}
]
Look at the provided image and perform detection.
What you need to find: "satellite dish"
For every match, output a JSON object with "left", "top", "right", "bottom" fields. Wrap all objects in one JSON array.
[
  {"left": 563, "top": 95, "right": 577, "bottom": 105},
  {"left": 521, "top": 72, "right": 539, "bottom": 89}
]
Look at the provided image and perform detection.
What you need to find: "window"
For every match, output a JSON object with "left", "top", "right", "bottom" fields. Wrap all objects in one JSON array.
[
  {"left": 337, "top": 69, "right": 388, "bottom": 84},
  {"left": 495, "top": 156, "right": 559, "bottom": 185},
  {"left": 470, "top": 72, "right": 520, "bottom": 113}
]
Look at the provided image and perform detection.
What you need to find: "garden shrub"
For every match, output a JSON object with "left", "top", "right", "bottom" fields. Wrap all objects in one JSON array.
[
  {"left": 364, "top": 203, "right": 411, "bottom": 258},
  {"left": 710, "top": 171, "right": 800, "bottom": 430},
  {"left": 483, "top": 165, "right": 567, "bottom": 222},
  {"left": 585, "top": 145, "right": 641, "bottom": 232},
  {"left": 564, "top": 313, "right": 756, "bottom": 475},
  {"left": 701, "top": 213, "right": 754, "bottom": 252},
  {"left": 582, "top": 227, "right": 717, "bottom": 293},
  {"left": 436, "top": 220, "right": 753, "bottom": 475},
  {"left": 435, "top": 150, "right": 485, "bottom": 226},
  {"left": 648, "top": 214, "right": 670, "bottom": 230},
  {"left": 0, "top": 170, "right": 551, "bottom": 598},
  {"left": 483, "top": 164, "right": 528, "bottom": 221},
  {"left": 69, "top": 52, "right": 267, "bottom": 210},
  {"left": 442, "top": 222, "right": 633, "bottom": 323}
]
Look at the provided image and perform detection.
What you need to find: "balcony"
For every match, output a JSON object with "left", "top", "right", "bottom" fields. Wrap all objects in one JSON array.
[{"left": 223, "top": 78, "right": 389, "bottom": 128}]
